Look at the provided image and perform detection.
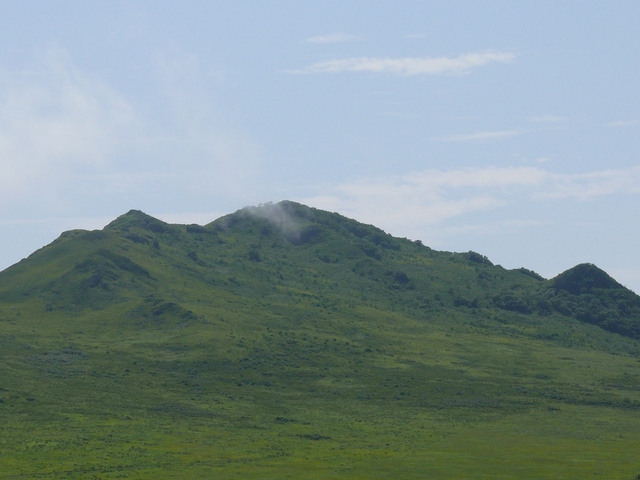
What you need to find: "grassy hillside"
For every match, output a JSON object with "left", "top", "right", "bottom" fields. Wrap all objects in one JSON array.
[{"left": 1, "top": 201, "right": 640, "bottom": 478}]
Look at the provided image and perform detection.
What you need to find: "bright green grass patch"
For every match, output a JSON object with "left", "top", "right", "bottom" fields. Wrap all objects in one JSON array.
[{"left": 2, "top": 405, "right": 639, "bottom": 478}]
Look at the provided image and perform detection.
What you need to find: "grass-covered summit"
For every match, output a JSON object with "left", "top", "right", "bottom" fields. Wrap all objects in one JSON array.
[{"left": 1, "top": 201, "right": 640, "bottom": 478}]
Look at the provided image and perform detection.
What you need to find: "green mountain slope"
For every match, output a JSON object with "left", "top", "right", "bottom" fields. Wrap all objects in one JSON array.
[{"left": 1, "top": 201, "right": 640, "bottom": 479}]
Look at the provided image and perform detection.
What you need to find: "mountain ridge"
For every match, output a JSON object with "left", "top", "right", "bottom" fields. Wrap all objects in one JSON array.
[{"left": 3, "top": 200, "right": 637, "bottom": 340}]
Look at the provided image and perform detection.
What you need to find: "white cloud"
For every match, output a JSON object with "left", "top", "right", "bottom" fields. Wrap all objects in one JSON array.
[
  {"left": 298, "top": 165, "right": 640, "bottom": 239},
  {"left": 0, "top": 47, "right": 137, "bottom": 207},
  {"left": 608, "top": 120, "right": 639, "bottom": 127},
  {"left": 434, "top": 130, "right": 523, "bottom": 142},
  {"left": 404, "top": 166, "right": 547, "bottom": 189},
  {"left": 528, "top": 115, "right": 567, "bottom": 123},
  {"left": 290, "top": 51, "right": 516, "bottom": 75},
  {"left": 0, "top": 46, "right": 265, "bottom": 217},
  {"left": 534, "top": 166, "right": 640, "bottom": 200},
  {"left": 305, "top": 33, "right": 361, "bottom": 44},
  {"left": 441, "top": 219, "right": 545, "bottom": 236}
]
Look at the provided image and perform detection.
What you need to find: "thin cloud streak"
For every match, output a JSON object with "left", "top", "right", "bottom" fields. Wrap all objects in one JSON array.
[
  {"left": 528, "top": 115, "right": 567, "bottom": 123},
  {"left": 608, "top": 120, "right": 639, "bottom": 128},
  {"left": 434, "top": 130, "right": 523, "bottom": 142},
  {"left": 305, "top": 33, "right": 361, "bottom": 44},
  {"left": 290, "top": 52, "right": 516, "bottom": 75},
  {"left": 534, "top": 167, "right": 640, "bottom": 200},
  {"left": 442, "top": 219, "right": 545, "bottom": 236}
]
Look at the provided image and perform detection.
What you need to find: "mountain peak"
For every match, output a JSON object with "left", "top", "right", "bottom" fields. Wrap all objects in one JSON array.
[
  {"left": 552, "top": 263, "right": 623, "bottom": 295},
  {"left": 104, "top": 209, "right": 169, "bottom": 234},
  {"left": 210, "top": 200, "right": 400, "bottom": 250}
]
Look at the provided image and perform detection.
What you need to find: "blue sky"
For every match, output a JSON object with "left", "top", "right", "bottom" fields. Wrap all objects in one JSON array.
[{"left": 1, "top": 1, "right": 639, "bottom": 291}]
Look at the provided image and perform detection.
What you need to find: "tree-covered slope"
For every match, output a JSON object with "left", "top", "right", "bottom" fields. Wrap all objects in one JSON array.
[{"left": 1, "top": 201, "right": 640, "bottom": 479}]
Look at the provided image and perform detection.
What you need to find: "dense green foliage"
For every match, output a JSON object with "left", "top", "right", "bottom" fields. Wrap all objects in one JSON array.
[{"left": 1, "top": 201, "right": 640, "bottom": 478}]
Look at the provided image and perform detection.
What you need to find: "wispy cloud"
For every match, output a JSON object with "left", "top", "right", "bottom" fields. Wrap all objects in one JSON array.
[
  {"left": 0, "top": 47, "right": 137, "bottom": 210},
  {"left": 434, "top": 130, "right": 523, "bottom": 142},
  {"left": 441, "top": 219, "right": 546, "bottom": 236},
  {"left": 298, "top": 165, "right": 640, "bottom": 239},
  {"left": 0, "top": 46, "right": 265, "bottom": 218},
  {"left": 534, "top": 167, "right": 640, "bottom": 200},
  {"left": 528, "top": 115, "right": 567, "bottom": 124},
  {"left": 290, "top": 51, "right": 516, "bottom": 75},
  {"left": 608, "top": 120, "right": 639, "bottom": 128},
  {"left": 305, "top": 33, "right": 361, "bottom": 44}
]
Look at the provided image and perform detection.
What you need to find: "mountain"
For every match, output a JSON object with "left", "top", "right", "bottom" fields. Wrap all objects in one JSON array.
[{"left": 1, "top": 201, "right": 640, "bottom": 479}]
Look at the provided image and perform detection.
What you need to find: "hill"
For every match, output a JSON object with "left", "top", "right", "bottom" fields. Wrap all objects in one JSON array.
[{"left": 1, "top": 201, "right": 640, "bottom": 478}]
